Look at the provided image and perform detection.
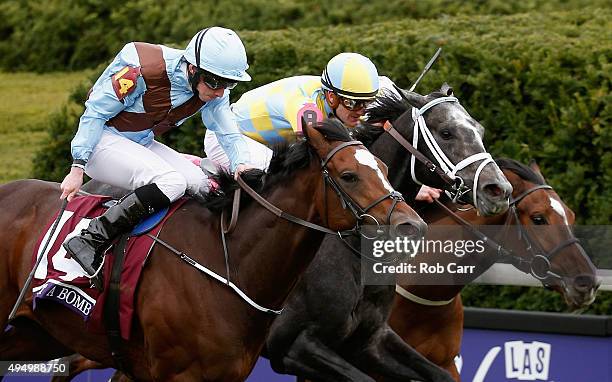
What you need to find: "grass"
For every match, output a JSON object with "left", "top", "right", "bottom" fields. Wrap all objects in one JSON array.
[{"left": 0, "top": 70, "right": 92, "bottom": 183}]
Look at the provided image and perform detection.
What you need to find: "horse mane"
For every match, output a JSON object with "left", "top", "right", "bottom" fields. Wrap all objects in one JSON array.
[
  {"left": 201, "top": 118, "right": 353, "bottom": 211},
  {"left": 495, "top": 158, "right": 546, "bottom": 185},
  {"left": 355, "top": 88, "right": 450, "bottom": 146},
  {"left": 365, "top": 89, "right": 409, "bottom": 124}
]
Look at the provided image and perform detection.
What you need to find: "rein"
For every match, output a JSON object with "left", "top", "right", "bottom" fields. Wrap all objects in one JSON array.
[
  {"left": 397, "top": 184, "right": 582, "bottom": 306},
  {"left": 153, "top": 140, "right": 406, "bottom": 315},
  {"left": 435, "top": 184, "right": 585, "bottom": 286},
  {"left": 237, "top": 140, "right": 405, "bottom": 237}
]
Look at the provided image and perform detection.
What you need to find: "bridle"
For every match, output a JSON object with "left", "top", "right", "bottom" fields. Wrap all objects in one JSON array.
[
  {"left": 383, "top": 96, "right": 495, "bottom": 207},
  {"left": 505, "top": 185, "right": 584, "bottom": 286},
  {"left": 436, "top": 184, "right": 588, "bottom": 287},
  {"left": 320, "top": 141, "right": 405, "bottom": 239}
]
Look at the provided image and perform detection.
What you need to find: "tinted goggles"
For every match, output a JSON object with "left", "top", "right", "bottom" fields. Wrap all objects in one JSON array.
[
  {"left": 201, "top": 71, "right": 238, "bottom": 90},
  {"left": 339, "top": 96, "right": 374, "bottom": 111}
]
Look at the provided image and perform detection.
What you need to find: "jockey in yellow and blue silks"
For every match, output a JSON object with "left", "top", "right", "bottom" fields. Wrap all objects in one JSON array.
[
  {"left": 205, "top": 53, "right": 387, "bottom": 169},
  {"left": 60, "top": 27, "right": 254, "bottom": 280},
  {"left": 205, "top": 52, "right": 442, "bottom": 202}
]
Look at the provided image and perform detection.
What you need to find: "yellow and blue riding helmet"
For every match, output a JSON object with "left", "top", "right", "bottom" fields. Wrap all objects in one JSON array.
[{"left": 321, "top": 53, "right": 379, "bottom": 102}]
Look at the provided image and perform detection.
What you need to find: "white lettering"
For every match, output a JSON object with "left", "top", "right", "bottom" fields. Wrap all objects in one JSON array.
[
  {"left": 505, "top": 341, "right": 551, "bottom": 380},
  {"left": 56, "top": 287, "right": 69, "bottom": 300}
]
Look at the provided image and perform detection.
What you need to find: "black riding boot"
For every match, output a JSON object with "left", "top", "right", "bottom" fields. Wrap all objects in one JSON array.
[{"left": 63, "top": 184, "right": 170, "bottom": 278}]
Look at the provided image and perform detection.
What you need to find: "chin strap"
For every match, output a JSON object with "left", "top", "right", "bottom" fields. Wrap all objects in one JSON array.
[{"left": 189, "top": 28, "right": 210, "bottom": 95}]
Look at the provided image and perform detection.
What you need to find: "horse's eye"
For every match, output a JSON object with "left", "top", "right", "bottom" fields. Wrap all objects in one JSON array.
[
  {"left": 440, "top": 129, "right": 453, "bottom": 140},
  {"left": 340, "top": 172, "right": 359, "bottom": 183},
  {"left": 531, "top": 215, "right": 548, "bottom": 225}
]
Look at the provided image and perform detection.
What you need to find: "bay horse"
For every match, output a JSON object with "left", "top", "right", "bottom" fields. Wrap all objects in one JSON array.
[
  {"left": 263, "top": 85, "right": 513, "bottom": 382},
  {"left": 387, "top": 159, "right": 598, "bottom": 381},
  {"left": 0, "top": 120, "right": 424, "bottom": 381},
  {"left": 41, "top": 85, "right": 514, "bottom": 382}
]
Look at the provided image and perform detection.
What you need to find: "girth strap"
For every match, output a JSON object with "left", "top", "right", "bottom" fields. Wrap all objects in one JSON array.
[{"left": 103, "top": 235, "right": 134, "bottom": 377}]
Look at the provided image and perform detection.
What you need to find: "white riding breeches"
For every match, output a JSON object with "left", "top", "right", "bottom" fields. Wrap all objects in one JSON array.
[
  {"left": 204, "top": 130, "right": 273, "bottom": 171},
  {"left": 85, "top": 131, "right": 209, "bottom": 202}
]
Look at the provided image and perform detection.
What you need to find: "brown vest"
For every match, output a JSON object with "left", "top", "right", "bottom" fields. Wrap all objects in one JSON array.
[{"left": 106, "top": 43, "right": 205, "bottom": 136}]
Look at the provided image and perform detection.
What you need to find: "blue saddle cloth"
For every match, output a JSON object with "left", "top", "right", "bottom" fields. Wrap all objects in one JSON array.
[
  {"left": 101, "top": 200, "right": 169, "bottom": 236},
  {"left": 131, "top": 207, "right": 170, "bottom": 236}
]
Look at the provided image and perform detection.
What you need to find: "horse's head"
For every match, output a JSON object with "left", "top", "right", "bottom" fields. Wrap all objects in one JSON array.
[
  {"left": 303, "top": 119, "right": 426, "bottom": 238},
  {"left": 499, "top": 159, "right": 598, "bottom": 310},
  {"left": 366, "top": 84, "right": 512, "bottom": 217}
]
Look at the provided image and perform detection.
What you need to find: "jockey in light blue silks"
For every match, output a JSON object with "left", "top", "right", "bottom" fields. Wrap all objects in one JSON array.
[{"left": 60, "top": 27, "right": 254, "bottom": 280}]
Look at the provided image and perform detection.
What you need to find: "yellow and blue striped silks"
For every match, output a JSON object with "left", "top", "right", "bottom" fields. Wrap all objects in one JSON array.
[{"left": 231, "top": 76, "right": 332, "bottom": 145}]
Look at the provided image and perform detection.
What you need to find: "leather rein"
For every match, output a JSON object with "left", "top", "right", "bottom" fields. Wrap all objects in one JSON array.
[{"left": 435, "top": 184, "right": 585, "bottom": 286}]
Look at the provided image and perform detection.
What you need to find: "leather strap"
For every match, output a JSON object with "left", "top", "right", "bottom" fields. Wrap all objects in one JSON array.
[
  {"left": 221, "top": 188, "right": 241, "bottom": 234},
  {"left": 235, "top": 176, "right": 340, "bottom": 235},
  {"left": 383, "top": 121, "right": 455, "bottom": 186},
  {"left": 103, "top": 235, "right": 132, "bottom": 377}
]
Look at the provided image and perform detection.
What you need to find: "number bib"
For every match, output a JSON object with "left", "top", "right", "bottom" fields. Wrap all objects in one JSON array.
[
  {"left": 296, "top": 103, "right": 324, "bottom": 134},
  {"left": 111, "top": 66, "right": 141, "bottom": 100}
]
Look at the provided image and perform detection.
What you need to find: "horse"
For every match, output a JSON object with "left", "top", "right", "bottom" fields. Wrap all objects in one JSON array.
[
  {"left": 263, "top": 85, "right": 513, "bottom": 382},
  {"left": 0, "top": 120, "right": 424, "bottom": 381},
  {"left": 43, "top": 84, "right": 514, "bottom": 382},
  {"left": 386, "top": 159, "right": 599, "bottom": 381}
]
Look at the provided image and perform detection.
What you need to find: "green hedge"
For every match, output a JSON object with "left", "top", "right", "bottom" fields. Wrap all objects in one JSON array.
[
  {"left": 33, "top": 7, "right": 612, "bottom": 222},
  {"left": 28, "top": 7, "right": 612, "bottom": 314},
  {"left": 1, "top": 0, "right": 610, "bottom": 72},
  {"left": 462, "top": 285, "right": 612, "bottom": 315}
]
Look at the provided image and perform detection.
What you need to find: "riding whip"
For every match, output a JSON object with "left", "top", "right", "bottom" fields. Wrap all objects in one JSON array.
[
  {"left": 8, "top": 198, "right": 68, "bottom": 322},
  {"left": 408, "top": 47, "right": 442, "bottom": 92}
]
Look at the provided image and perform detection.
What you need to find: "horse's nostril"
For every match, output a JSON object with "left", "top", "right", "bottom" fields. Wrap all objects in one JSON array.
[
  {"left": 392, "top": 220, "right": 427, "bottom": 239},
  {"left": 483, "top": 183, "right": 503, "bottom": 198},
  {"left": 574, "top": 275, "right": 596, "bottom": 292}
]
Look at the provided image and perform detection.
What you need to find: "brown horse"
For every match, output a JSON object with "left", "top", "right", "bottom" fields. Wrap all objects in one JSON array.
[
  {"left": 0, "top": 120, "right": 425, "bottom": 381},
  {"left": 386, "top": 159, "right": 598, "bottom": 381}
]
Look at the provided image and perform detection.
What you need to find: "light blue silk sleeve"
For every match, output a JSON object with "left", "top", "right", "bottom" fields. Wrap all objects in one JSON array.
[{"left": 200, "top": 91, "right": 250, "bottom": 171}]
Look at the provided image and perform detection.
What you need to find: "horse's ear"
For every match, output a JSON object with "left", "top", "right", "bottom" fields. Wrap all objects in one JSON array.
[
  {"left": 301, "top": 116, "right": 311, "bottom": 139},
  {"left": 529, "top": 159, "right": 543, "bottom": 176},
  {"left": 302, "top": 120, "right": 329, "bottom": 158},
  {"left": 441, "top": 83, "right": 454, "bottom": 96},
  {"left": 399, "top": 89, "right": 428, "bottom": 109}
]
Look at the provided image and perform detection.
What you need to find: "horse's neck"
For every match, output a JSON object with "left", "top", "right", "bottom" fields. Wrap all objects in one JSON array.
[
  {"left": 401, "top": 200, "right": 511, "bottom": 301},
  {"left": 369, "top": 132, "right": 420, "bottom": 201},
  {"left": 236, "top": 167, "right": 326, "bottom": 311}
]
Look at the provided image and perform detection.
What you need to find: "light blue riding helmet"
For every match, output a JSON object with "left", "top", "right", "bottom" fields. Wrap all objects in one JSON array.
[{"left": 184, "top": 27, "right": 251, "bottom": 81}]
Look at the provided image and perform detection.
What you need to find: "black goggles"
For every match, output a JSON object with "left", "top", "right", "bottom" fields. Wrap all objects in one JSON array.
[
  {"left": 339, "top": 96, "right": 374, "bottom": 111},
  {"left": 201, "top": 71, "right": 238, "bottom": 90}
]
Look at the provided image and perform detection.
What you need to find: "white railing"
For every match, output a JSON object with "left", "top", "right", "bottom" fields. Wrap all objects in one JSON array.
[{"left": 473, "top": 264, "right": 612, "bottom": 291}]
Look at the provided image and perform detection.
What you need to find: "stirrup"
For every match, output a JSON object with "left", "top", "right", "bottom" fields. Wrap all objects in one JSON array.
[{"left": 87, "top": 256, "right": 105, "bottom": 292}]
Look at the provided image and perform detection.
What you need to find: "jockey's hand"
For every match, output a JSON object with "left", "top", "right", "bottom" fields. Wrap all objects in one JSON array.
[
  {"left": 60, "top": 167, "right": 84, "bottom": 201},
  {"left": 415, "top": 185, "right": 442, "bottom": 203},
  {"left": 234, "top": 163, "right": 255, "bottom": 180}
]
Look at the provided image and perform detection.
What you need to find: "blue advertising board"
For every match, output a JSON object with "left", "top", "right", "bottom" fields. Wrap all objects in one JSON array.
[
  {"left": 4, "top": 309, "right": 611, "bottom": 381},
  {"left": 458, "top": 328, "right": 612, "bottom": 382}
]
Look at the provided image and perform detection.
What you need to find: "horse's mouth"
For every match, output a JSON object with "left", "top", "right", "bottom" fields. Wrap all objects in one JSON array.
[
  {"left": 563, "top": 285, "right": 597, "bottom": 312},
  {"left": 475, "top": 195, "right": 509, "bottom": 217}
]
